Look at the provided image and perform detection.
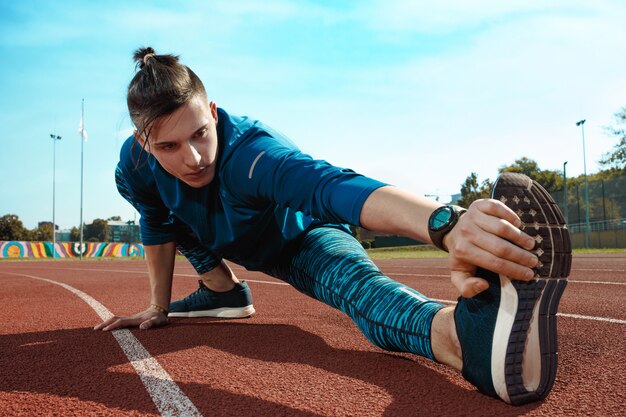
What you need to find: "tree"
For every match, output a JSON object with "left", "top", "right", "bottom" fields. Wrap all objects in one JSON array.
[
  {"left": 30, "top": 223, "right": 53, "bottom": 242},
  {"left": 459, "top": 173, "right": 493, "bottom": 208},
  {"left": 600, "top": 107, "right": 626, "bottom": 171},
  {"left": 0, "top": 214, "right": 30, "bottom": 241},
  {"left": 499, "top": 157, "right": 562, "bottom": 193},
  {"left": 70, "top": 226, "right": 81, "bottom": 242},
  {"left": 107, "top": 216, "right": 122, "bottom": 221},
  {"left": 84, "top": 219, "right": 110, "bottom": 242}
]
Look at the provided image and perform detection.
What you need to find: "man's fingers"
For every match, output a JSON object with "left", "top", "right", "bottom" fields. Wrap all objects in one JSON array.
[
  {"left": 94, "top": 310, "right": 166, "bottom": 332},
  {"left": 452, "top": 242, "right": 535, "bottom": 281},
  {"left": 94, "top": 317, "right": 118, "bottom": 331},
  {"left": 468, "top": 218, "right": 539, "bottom": 269},
  {"left": 100, "top": 317, "right": 140, "bottom": 332},
  {"left": 139, "top": 316, "right": 160, "bottom": 330},
  {"left": 472, "top": 200, "right": 535, "bottom": 250},
  {"left": 474, "top": 198, "right": 522, "bottom": 228}
]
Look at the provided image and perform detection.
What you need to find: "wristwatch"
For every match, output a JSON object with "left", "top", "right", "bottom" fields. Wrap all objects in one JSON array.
[{"left": 428, "top": 205, "right": 467, "bottom": 252}]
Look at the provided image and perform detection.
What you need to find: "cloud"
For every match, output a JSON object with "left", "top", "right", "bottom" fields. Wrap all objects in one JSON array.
[{"left": 357, "top": 0, "right": 621, "bottom": 36}]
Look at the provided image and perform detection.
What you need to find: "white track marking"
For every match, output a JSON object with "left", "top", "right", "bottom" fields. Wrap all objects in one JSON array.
[
  {"left": 414, "top": 298, "right": 626, "bottom": 324},
  {"left": 557, "top": 313, "right": 626, "bottom": 324},
  {"left": 4, "top": 267, "right": 625, "bottom": 325},
  {"left": 568, "top": 280, "right": 626, "bottom": 286},
  {"left": 1, "top": 272, "right": 203, "bottom": 417},
  {"left": 31, "top": 267, "right": 626, "bottom": 286}
]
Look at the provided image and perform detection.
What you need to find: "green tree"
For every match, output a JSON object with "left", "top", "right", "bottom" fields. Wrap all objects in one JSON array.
[
  {"left": 70, "top": 226, "right": 81, "bottom": 242},
  {"left": 84, "top": 219, "right": 110, "bottom": 242},
  {"left": 0, "top": 214, "right": 30, "bottom": 241},
  {"left": 600, "top": 107, "right": 626, "bottom": 171},
  {"left": 459, "top": 172, "right": 493, "bottom": 208},
  {"left": 30, "top": 223, "right": 53, "bottom": 242},
  {"left": 107, "top": 216, "right": 122, "bottom": 221}
]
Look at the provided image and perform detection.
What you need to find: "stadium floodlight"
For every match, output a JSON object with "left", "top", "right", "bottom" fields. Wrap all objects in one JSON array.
[
  {"left": 50, "top": 134, "right": 62, "bottom": 258},
  {"left": 576, "top": 119, "right": 590, "bottom": 248}
]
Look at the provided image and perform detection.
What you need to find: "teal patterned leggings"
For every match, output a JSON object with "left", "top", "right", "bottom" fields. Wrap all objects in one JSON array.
[{"left": 262, "top": 227, "right": 444, "bottom": 360}]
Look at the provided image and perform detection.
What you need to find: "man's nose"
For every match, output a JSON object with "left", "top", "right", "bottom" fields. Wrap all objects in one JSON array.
[{"left": 184, "top": 143, "right": 202, "bottom": 167}]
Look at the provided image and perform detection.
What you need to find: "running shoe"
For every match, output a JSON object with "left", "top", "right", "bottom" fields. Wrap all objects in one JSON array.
[
  {"left": 169, "top": 280, "right": 255, "bottom": 318},
  {"left": 455, "top": 172, "right": 571, "bottom": 405}
]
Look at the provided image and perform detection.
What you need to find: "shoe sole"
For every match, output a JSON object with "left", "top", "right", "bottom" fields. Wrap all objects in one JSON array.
[
  {"left": 168, "top": 305, "right": 256, "bottom": 318},
  {"left": 490, "top": 173, "right": 570, "bottom": 405}
]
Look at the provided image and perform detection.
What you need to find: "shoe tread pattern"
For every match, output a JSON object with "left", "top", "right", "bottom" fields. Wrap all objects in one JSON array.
[{"left": 491, "top": 173, "right": 571, "bottom": 405}]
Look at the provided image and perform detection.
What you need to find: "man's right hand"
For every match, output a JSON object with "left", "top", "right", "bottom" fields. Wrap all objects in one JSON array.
[{"left": 93, "top": 307, "right": 167, "bottom": 331}]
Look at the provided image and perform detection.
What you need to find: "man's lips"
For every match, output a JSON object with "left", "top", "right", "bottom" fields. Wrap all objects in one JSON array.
[{"left": 185, "top": 166, "right": 210, "bottom": 178}]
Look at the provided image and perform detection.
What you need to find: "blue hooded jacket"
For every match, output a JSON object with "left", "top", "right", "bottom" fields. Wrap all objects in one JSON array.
[{"left": 115, "top": 108, "right": 388, "bottom": 270}]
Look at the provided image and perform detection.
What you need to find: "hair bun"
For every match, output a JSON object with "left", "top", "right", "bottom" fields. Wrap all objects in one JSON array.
[{"left": 133, "top": 47, "right": 157, "bottom": 69}]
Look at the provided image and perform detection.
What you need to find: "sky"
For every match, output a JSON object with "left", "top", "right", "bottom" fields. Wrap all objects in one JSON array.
[{"left": 1, "top": 0, "right": 625, "bottom": 230}]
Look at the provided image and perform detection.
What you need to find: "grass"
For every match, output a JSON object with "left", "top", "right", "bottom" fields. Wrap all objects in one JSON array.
[
  {"left": 366, "top": 245, "right": 447, "bottom": 259},
  {"left": 571, "top": 247, "right": 626, "bottom": 255},
  {"left": 366, "top": 245, "right": 626, "bottom": 260}
]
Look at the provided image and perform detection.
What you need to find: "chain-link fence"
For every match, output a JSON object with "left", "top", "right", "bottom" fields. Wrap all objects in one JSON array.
[{"left": 551, "top": 175, "right": 626, "bottom": 248}]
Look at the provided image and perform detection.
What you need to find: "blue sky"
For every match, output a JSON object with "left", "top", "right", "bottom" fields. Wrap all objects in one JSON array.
[{"left": 1, "top": 0, "right": 625, "bottom": 230}]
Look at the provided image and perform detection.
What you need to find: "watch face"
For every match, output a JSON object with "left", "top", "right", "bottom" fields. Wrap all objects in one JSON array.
[{"left": 430, "top": 207, "right": 453, "bottom": 231}]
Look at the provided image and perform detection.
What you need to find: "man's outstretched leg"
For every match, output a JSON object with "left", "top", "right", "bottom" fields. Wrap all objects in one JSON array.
[{"left": 268, "top": 172, "right": 570, "bottom": 405}]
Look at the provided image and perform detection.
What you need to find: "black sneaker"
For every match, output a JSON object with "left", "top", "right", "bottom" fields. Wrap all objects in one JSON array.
[
  {"left": 455, "top": 172, "right": 571, "bottom": 405},
  {"left": 168, "top": 281, "right": 255, "bottom": 318}
]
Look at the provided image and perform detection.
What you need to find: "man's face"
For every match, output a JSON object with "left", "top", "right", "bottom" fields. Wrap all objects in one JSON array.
[{"left": 139, "top": 95, "right": 219, "bottom": 188}]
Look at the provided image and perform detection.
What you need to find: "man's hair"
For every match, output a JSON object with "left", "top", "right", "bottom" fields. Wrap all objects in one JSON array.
[{"left": 127, "top": 46, "right": 207, "bottom": 147}]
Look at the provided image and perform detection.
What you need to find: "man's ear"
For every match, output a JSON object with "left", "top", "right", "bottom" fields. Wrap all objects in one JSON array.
[{"left": 210, "top": 101, "right": 218, "bottom": 124}]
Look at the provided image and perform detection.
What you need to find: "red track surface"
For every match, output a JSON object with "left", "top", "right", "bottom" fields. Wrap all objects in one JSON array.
[{"left": 1, "top": 255, "right": 624, "bottom": 416}]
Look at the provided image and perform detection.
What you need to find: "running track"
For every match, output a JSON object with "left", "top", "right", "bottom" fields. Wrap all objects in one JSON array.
[{"left": 1, "top": 255, "right": 624, "bottom": 416}]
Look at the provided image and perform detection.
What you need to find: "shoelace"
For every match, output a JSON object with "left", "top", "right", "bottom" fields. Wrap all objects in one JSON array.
[{"left": 182, "top": 281, "right": 211, "bottom": 303}]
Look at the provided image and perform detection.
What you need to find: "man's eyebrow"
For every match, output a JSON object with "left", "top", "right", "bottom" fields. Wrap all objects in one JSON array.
[
  {"left": 193, "top": 124, "right": 209, "bottom": 135},
  {"left": 153, "top": 123, "right": 209, "bottom": 145},
  {"left": 153, "top": 139, "right": 175, "bottom": 147}
]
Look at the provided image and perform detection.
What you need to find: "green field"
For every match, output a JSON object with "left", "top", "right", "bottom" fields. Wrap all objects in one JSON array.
[{"left": 365, "top": 245, "right": 626, "bottom": 260}]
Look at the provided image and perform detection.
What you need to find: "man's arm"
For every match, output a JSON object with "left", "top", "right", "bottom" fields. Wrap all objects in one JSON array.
[
  {"left": 359, "top": 186, "right": 539, "bottom": 298},
  {"left": 94, "top": 242, "right": 176, "bottom": 331},
  {"left": 145, "top": 242, "right": 176, "bottom": 309}
]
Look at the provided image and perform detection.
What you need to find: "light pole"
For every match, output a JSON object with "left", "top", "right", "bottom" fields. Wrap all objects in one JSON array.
[
  {"left": 576, "top": 119, "right": 590, "bottom": 248},
  {"left": 50, "top": 133, "right": 62, "bottom": 258},
  {"left": 562, "top": 161, "right": 568, "bottom": 223}
]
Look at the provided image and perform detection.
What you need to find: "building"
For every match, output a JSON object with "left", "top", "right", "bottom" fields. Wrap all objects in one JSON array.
[
  {"left": 56, "top": 230, "right": 72, "bottom": 242},
  {"left": 108, "top": 220, "right": 141, "bottom": 243}
]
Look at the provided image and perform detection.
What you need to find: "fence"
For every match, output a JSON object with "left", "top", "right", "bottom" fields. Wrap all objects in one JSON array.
[
  {"left": 550, "top": 174, "right": 626, "bottom": 248},
  {"left": 0, "top": 241, "right": 145, "bottom": 259}
]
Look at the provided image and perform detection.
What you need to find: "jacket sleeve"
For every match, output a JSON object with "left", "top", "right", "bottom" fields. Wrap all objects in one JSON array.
[
  {"left": 115, "top": 164, "right": 177, "bottom": 245},
  {"left": 223, "top": 132, "right": 389, "bottom": 226}
]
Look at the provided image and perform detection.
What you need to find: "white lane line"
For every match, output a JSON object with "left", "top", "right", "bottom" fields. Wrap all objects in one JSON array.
[
  {"left": 386, "top": 272, "right": 626, "bottom": 286},
  {"left": 576, "top": 268, "right": 626, "bottom": 272},
  {"left": 5, "top": 268, "right": 625, "bottom": 325},
  {"left": 568, "top": 280, "right": 626, "bottom": 286},
  {"left": 411, "top": 298, "right": 626, "bottom": 324},
  {"left": 2, "top": 272, "right": 203, "bottom": 417},
  {"left": 34, "top": 267, "right": 626, "bottom": 287},
  {"left": 556, "top": 313, "right": 626, "bottom": 324}
]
